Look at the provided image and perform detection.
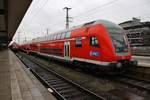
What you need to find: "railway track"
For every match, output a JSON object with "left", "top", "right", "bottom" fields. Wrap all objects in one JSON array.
[
  {"left": 15, "top": 52, "right": 150, "bottom": 99},
  {"left": 16, "top": 52, "right": 120, "bottom": 100},
  {"left": 113, "top": 75, "right": 150, "bottom": 92}
]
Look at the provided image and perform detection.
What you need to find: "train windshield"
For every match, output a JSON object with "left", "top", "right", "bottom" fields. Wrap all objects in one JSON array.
[
  {"left": 97, "top": 20, "right": 129, "bottom": 54},
  {"left": 107, "top": 25, "right": 128, "bottom": 54},
  {"left": 110, "top": 33, "right": 128, "bottom": 54}
]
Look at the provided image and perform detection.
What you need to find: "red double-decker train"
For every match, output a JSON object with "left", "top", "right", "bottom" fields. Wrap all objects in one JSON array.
[
  {"left": 19, "top": 19, "right": 137, "bottom": 74},
  {"left": 9, "top": 42, "right": 19, "bottom": 52}
]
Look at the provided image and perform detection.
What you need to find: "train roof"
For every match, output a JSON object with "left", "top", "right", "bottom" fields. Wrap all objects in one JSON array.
[
  {"left": 94, "top": 19, "right": 124, "bottom": 33},
  {"left": 53, "top": 19, "right": 123, "bottom": 33},
  {"left": 94, "top": 19, "right": 123, "bottom": 30},
  {"left": 28, "top": 19, "right": 124, "bottom": 43}
]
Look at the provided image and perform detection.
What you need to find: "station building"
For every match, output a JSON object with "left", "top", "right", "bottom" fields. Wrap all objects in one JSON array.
[
  {"left": 119, "top": 18, "right": 150, "bottom": 54},
  {"left": 119, "top": 18, "right": 150, "bottom": 55}
]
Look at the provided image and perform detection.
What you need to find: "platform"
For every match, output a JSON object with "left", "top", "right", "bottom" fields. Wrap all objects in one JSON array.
[
  {"left": 133, "top": 55, "right": 150, "bottom": 67},
  {"left": 0, "top": 49, "right": 56, "bottom": 100}
]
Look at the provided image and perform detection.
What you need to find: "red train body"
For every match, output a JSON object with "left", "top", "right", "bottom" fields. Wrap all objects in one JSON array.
[
  {"left": 19, "top": 20, "right": 137, "bottom": 73},
  {"left": 9, "top": 42, "right": 19, "bottom": 52}
]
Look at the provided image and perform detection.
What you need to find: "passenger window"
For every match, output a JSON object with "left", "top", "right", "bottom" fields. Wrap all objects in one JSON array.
[
  {"left": 90, "top": 37, "right": 99, "bottom": 47},
  {"left": 75, "top": 37, "right": 82, "bottom": 48},
  {"left": 58, "top": 33, "right": 62, "bottom": 39},
  {"left": 49, "top": 35, "right": 51, "bottom": 40},
  {"left": 54, "top": 34, "right": 57, "bottom": 40},
  {"left": 48, "top": 35, "right": 50, "bottom": 40},
  {"left": 50, "top": 35, "right": 53, "bottom": 40},
  {"left": 51, "top": 35, "right": 53, "bottom": 40},
  {"left": 56, "top": 34, "right": 60, "bottom": 39},
  {"left": 65, "top": 32, "right": 71, "bottom": 38},
  {"left": 61, "top": 32, "right": 66, "bottom": 39},
  {"left": 52, "top": 34, "right": 54, "bottom": 40}
]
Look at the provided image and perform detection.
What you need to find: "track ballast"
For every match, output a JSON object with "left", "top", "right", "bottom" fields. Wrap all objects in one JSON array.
[{"left": 16, "top": 52, "right": 107, "bottom": 100}]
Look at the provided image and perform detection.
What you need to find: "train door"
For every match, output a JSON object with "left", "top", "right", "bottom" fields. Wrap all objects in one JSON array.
[{"left": 64, "top": 42, "right": 70, "bottom": 60}]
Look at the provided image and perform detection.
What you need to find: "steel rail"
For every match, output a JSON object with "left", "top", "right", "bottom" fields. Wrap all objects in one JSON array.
[{"left": 16, "top": 52, "right": 107, "bottom": 100}]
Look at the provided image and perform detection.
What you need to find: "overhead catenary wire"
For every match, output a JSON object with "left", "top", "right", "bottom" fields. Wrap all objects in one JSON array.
[
  {"left": 73, "top": 0, "right": 119, "bottom": 18},
  {"left": 67, "top": 0, "right": 150, "bottom": 20},
  {"left": 27, "top": 0, "right": 49, "bottom": 24},
  {"left": 15, "top": 0, "right": 122, "bottom": 43},
  {"left": 22, "top": 0, "right": 121, "bottom": 33},
  {"left": 18, "top": 0, "right": 49, "bottom": 37},
  {"left": 51, "top": 0, "right": 150, "bottom": 28},
  {"left": 28, "top": 0, "right": 150, "bottom": 31},
  {"left": 18, "top": 0, "right": 150, "bottom": 40},
  {"left": 44, "top": 0, "right": 120, "bottom": 29}
]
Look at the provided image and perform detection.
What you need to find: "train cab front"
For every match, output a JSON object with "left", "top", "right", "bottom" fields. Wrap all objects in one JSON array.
[
  {"left": 103, "top": 21, "right": 138, "bottom": 74},
  {"left": 109, "top": 28, "right": 138, "bottom": 67}
]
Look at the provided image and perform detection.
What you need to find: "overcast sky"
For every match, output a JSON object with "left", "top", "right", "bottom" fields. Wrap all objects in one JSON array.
[{"left": 13, "top": 0, "right": 150, "bottom": 43}]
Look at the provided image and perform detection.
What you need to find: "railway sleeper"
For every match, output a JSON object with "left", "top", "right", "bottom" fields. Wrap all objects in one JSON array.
[
  {"left": 55, "top": 85, "right": 72, "bottom": 91},
  {"left": 143, "top": 84, "right": 150, "bottom": 89},
  {"left": 67, "top": 92, "right": 87, "bottom": 98},
  {"left": 58, "top": 88, "right": 77, "bottom": 93},
  {"left": 135, "top": 82, "right": 147, "bottom": 86},
  {"left": 48, "top": 80, "right": 65, "bottom": 85},
  {"left": 51, "top": 83, "right": 69, "bottom": 87},
  {"left": 46, "top": 79, "right": 62, "bottom": 83},
  {"left": 38, "top": 71, "right": 58, "bottom": 77},
  {"left": 43, "top": 77, "right": 58, "bottom": 81},
  {"left": 18, "top": 53, "right": 105, "bottom": 100},
  {"left": 119, "top": 78, "right": 131, "bottom": 82},
  {"left": 39, "top": 72, "right": 54, "bottom": 77},
  {"left": 60, "top": 90, "right": 85, "bottom": 99},
  {"left": 65, "top": 94, "right": 88, "bottom": 100}
]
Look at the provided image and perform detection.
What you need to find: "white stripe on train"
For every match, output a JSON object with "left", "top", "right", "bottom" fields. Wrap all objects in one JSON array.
[{"left": 36, "top": 52, "right": 114, "bottom": 66}]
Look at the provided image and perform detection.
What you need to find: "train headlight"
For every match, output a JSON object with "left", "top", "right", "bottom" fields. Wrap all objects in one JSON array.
[{"left": 116, "top": 63, "right": 122, "bottom": 68}]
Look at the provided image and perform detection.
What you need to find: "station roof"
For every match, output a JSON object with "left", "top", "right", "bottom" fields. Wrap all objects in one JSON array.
[{"left": 0, "top": 0, "right": 32, "bottom": 43}]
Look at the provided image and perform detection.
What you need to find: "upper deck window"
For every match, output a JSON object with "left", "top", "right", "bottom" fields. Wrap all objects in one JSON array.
[
  {"left": 54, "top": 34, "right": 57, "bottom": 40},
  {"left": 56, "top": 34, "right": 60, "bottom": 39},
  {"left": 75, "top": 37, "right": 82, "bottom": 48},
  {"left": 50, "top": 35, "right": 53, "bottom": 40},
  {"left": 52, "top": 34, "right": 54, "bottom": 40},
  {"left": 58, "top": 33, "right": 62, "bottom": 39},
  {"left": 65, "top": 32, "right": 71, "bottom": 38},
  {"left": 90, "top": 37, "right": 99, "bottom": 47},
  {"left": 48, "top": 35, "right": 51, "bottom": 40},
  {"left": 61, "top": 32, "right": 66, "bottom": 39}
]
